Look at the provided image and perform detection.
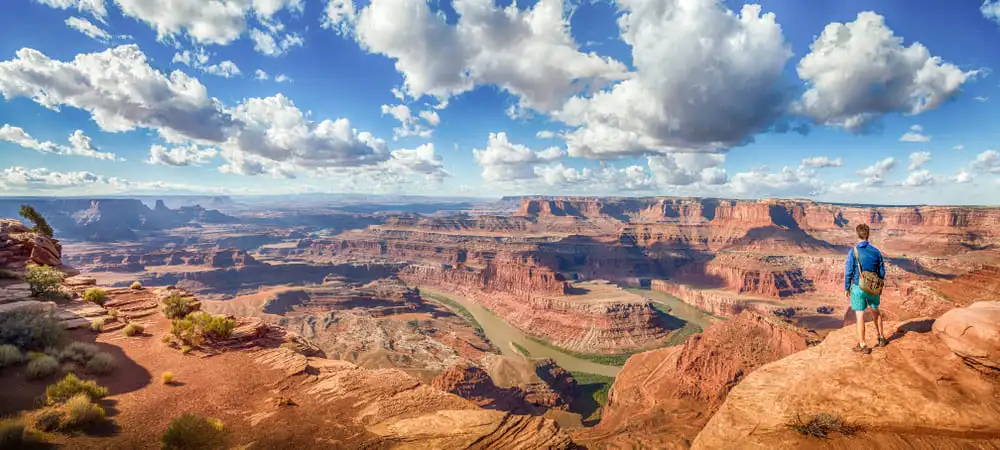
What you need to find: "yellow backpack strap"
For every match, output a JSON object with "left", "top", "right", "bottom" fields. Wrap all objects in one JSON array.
[{"left": 853, "top": 247, "right": 862, "bottom": 275}]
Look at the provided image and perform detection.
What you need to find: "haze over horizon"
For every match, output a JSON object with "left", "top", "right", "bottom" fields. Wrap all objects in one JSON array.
[{"left": 2, "top": 0, "right": 1000, "bottom": 205}]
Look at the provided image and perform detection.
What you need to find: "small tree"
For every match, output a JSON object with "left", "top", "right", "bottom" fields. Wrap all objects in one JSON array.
[
  {"left": 19, "top": 204, "right": 54, "bottom": 237},
  {"left": 26, "top": 265, "right": 64, "bottom": 297}
]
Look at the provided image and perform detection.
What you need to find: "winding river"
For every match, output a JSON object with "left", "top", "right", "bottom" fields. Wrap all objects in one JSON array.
[{"left": 419, "top": 286, "right": 717, "bottom": 378}]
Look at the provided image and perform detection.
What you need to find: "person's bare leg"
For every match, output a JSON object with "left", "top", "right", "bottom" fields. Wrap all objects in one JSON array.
[
  {"left": 855, "top": 310, "right": 866, "bottom": 347},
  {"left": 872, "top": 309, "right": 885, "bottom": 339}
]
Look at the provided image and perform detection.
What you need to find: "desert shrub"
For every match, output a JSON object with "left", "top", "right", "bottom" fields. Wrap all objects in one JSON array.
[
  {"left": 58, "top": 342, "right": 99, "bottom": 365},
  {"left": 161, "top": 371, "right": 175, "bottom": 385},
  {"left": 162, "top": 294, "right": 195, "bottom": 320},
  {"left": 46, "top": 373, "right": 108, "bottom": 404},
  {"left": 85, "top": 352, "right": 116, "bottom": 375},
  {"left": 26, "top": 351, "right": 47, "bottom": 361},
  {"left": 772, "top": 307, "right": 796, "bottom": 318},
  {"left": 82, "top": 288, "right": 107, "bottom": 306},
  {"left": 64, "top": 394, "right": 106, "bottom": 429},
  {"left": 26, "top": 265, "right": 64, "bottom": 297},
  {"left": 33, "top": 408, "right": 65, "bottom": 432},
  {"left": 123, "top": 323, "right": 145, "bottom": 337},
  {"left": 90, "top": 318, "right": 106, "bottom": 332},
  {"left": 130, "top": 281, "right": 143, "bottom": 290},
  {"left": 193, "top": 313, "right": 234, "bottom": 341},
  {"left": 0, "top": 345, "right": 24, "bottom": 369},
  {"left": 816, "top": 305, "right": 835, "bottom": 314},
  {"left": 171, "top": 318, "right": 202, "bottom": 348},
  {"left": 19, "top": 204, "right": 54, "bottom": 237},
  {"left": 26, "top": 355, "right": 59, "bottom": 380},
  {"left": 0, "top": 418, "right": 35, "bottom": 449},
  {"left": 0, "top": 308, "right": 64, "bottom": 351},
  {"left": 161, "top": 414, "right": 229, "bottom": 450},
  {"left": 790, "top": 413, "right": 860, "bottom": 439}
]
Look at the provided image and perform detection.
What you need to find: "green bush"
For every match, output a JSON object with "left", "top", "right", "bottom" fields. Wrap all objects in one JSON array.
[
  {"left": 130, "top": 281, "right": 143, "bottom": 290},
  {"left": 82, "top": 288, "right": 107, "bottom": 306},
  {"left": 64, "top": 394, "right": 105, "bottom": 429},
  {"left": 85, "top": 352, "right": 116, "bottom": 375},
  {"left": 45, "top": 373, "right": 108, "bottom": 404},
  {"left": 171, "top": 318, "right": 202, "bottom": 347},
  {"left": 34, "top": 408, "right": 65, "bottom": 432},
  {"left": 59, "top": 342, "right": 99, "bottom": 365},
  {"left": 90, "top": 318, "right": 106, "bottom": 332},
  {"left": 172, "top": 313, "right": 235, "bottom": 348},
  {"left": 123, "top": 323, "right": 145, "bottom": 337},
  {"left": 161, "top": 414, "right": 229, "bottom": 450},
  {"left": 26, "top": 355, "right": 59, "bottom": 380},
  {"left": 0, "top": 345, "right": 24, "bottom": 369},
  {"left": 162, "top": 294, "right": 195, "bottom": 320},
  {"left": 0, "top": 307, "right": 64, "bottom": 351},
  {"left": 19, "top": 204, "right": 54, "bottom": 237},
  {"left": 26, "top": 265, "right": 64, "bottom": 297}
]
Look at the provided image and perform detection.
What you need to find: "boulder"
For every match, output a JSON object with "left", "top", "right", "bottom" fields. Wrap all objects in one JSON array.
[
  {"left": 933, "top": 301, "right": 1000, "bottom": 373},
  {"left": 431, "top": 362, "right": 531, "bottom": 413}
]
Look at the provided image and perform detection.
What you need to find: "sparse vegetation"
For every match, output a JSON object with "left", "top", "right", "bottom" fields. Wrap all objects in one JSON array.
[
  {"left": 123, "top": 323, "right": 145, "bottom": 337},
  {"left": 511, "top": 342, "right": 531, "bottom": 357},
  {"left": 107, "top": 308, "right": 120, "bottom": 318},
  {"left": 90, "top": 318, "right": 106, "bottom": 332},
  {"left": 790, "top": 413, "right": 860, "bottom": 439},
  {"left": 0, "top": 307, "right": 64, "bottom": 351},
  {"left": 163, "top": 294, "right": 196, "bottom": 319},
  {"left": 58, "top": 342, "right": 99, "bottom": 365},
  {"left": 34, "top": 408, "right": 65, "bottom": 432},
  {"left": 130, "top": 281, "right": 143, "bottom": 290},
  {"left": 26, "top": 355, "right": 59, "bottom": 380},
  {"left": 569, "top": 371, "right": 615, "bottom": 425},
  {"left": 46, "top": 373, "right": 108, "bottom": 404},
  {"left": 161, "top": 371, "right": 175, "bottom": 385},
  {"left": 82, "top": 288, "right": 107, "bottom": 306},
  {"left": 772, "top": 307, "right": 796, "bottom": 318},
  {"left": 85, "top": 352, "right": 116, "bottom": 375},
  {"left": 19, "top": 204, "right": 54, "bottom": 237},
  {"left": 816, "top": 305, "right": 835, "bottom": 314},
  {"left": 0, "top": 345, "right": 24, "bottom": 369},
  {"left": 161, "top": 414, "right": 229, "bottom": 450},
  {"left": 64, "top": 393, "right": 106, "bottom": 429},
  {"left": 0, "top": 417, "right": 42, "bottom": 449},
  {"left": 26, "top": 265, "right": 64, "bottom": 297},
  {"left": 171, "top": 312, "right": 234, "bottom": 349}
]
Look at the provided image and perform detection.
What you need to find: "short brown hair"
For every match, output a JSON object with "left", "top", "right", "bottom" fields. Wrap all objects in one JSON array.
[{"left": 856, "top": 223, "right": 870, "bottom": 240}]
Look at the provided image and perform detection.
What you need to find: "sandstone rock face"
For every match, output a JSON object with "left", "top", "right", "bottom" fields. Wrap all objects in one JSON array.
[
  {"left": 0, "top": 219, "right": 63, "bottom": 269},
  {"left": 431, "top": 363, "right": 532, "bottom": 413},
  {"left": 693, "top": 309, "right": 1000, "bottom": 449},
  {"left": 574, "top": 312, "right": 816, "bottom": 448},
  {"left": 933, "top": 301, "right": 1000, "bottom": 373}
]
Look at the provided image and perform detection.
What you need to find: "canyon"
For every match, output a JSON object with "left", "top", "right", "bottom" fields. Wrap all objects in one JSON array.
[{"left": 2, "top": 194, "right": 999, "bottom": 448}]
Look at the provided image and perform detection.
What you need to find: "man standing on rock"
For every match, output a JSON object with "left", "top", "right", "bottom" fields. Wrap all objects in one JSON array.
[{"left": 845, "top": 223, "right": 888, "bottom": 354}]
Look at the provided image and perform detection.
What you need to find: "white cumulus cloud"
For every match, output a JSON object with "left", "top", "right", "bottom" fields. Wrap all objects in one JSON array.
[
  {"left": 472, "top": 132, "right": 564, "bottom": 182},
  {"left": 800, "top": 156, "right": 842, "bottom": 168},
  {"left": 972, "top": 149, "right": 1000, "bottom": 173},
  {"left": 899, "top": 124, "right": 931, "bottom": 142},
  {"left": 148, "top": 144, "right": 219, "bottom": 166},
  {"left": 908, "top": 151, "right": 931, "bottom": 170},
  {"left": 1, "top": 124, "right": 120, "bottom": 160},
  {"left": 857, "top": 157, "right": 896, "bottom": 186},
  {"left": 65, "top": 16, "right": 110, "bottom": 41}
]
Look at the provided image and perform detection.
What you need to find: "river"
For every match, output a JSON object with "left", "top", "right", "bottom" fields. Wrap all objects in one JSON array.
[{"left": 419, "top": 286, "right": 717, "bottom": 378}]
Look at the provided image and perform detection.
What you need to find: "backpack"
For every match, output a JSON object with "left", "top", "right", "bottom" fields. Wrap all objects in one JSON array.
[{"left": 854, "top": 247, "right": 885, "bottom": 296}]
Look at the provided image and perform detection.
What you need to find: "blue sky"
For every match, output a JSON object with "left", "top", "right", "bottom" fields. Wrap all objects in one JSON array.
[{"left": 1, "top": 0, "right": 1000, "bottom": 204}]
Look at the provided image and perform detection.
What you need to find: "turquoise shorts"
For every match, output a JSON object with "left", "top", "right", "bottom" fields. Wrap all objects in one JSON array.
[{"left": 850, "top": 284, "right": 880, "bottom": 311}]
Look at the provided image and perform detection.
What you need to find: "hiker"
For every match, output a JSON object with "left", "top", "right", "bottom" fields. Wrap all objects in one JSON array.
[{"left": 845, "top": 223, "right": 887, "bottom": 354}]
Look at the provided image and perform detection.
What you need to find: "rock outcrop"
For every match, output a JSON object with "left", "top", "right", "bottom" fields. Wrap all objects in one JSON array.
[
  {"left": 431, "top": 363, "right": 532, "bottom": 413},
  {"left": 0, "top": 219, "right": 63, "bottom": 268},
  {"left": 693, "top": 305, "right": 1000, "bottom": 449},
  {"left": 933, "top": 301, "right": 1000, "bottom": 373},
  {"left": 574, "top": 312, "right": 817, "bottom": 448}
]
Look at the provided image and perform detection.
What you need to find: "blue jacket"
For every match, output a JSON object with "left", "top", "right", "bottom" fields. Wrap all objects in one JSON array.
[{"left": 845, "top": 241, "right": 885, "bottom": 292}]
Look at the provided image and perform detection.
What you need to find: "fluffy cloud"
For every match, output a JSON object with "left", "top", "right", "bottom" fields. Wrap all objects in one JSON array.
[
  {"left": 1, "top": 124, "right": 120, "bottom": 160},
  {"left": 472, "top": 132, "right": 564, "bottom": 182},
  {"left": 908, "top": 151, "right": 931, "bottom": 170},
  {"left": 112, "top": 0, "right": 303, "bottom": 46},
  {"left": 555, "top": 1, "right": 792, "bottom": 158},
  {"left": 148, "top": 144, "right": 219, "bottom": 166},
  {"left": 173, "top": 49, "right": 242, "bottom": 78},
  {"left": 380, "top": 104, "right": 439, "bottom": 139},
  {"left": 255, "top": 69, "right": 269, "bottom": 80},
  {"left": 327, "top": 0, "right": 626, "bottom": 112},
  {"left": 727, "top": 166, "right": 825, "bottom": 197},
  {"left": 0, "top": 166, "right": 230, "bottom": 194},
  {"left": 955, "top": 170, "right": 973, "bottom": 184},
  {"left": 797, "top": 12, "right": 975, "bottom": 133},
  {"left": 647, "top": 153, "right": 727, "bottom": 186},
  {"left": 536, "top": 130, "right": 556, "bottom": 139},
  {"left": 65, "top": 16, "right": 110, "bottom": 41},
  {"left": 249, "top": 28, "right": 304, "bottom": 56},
  {"left": 384, "top": 143, "right": 449, "bottom": 181},
  {"left": 35, "top": 0, "right": 106, "bottom": 20},
  {"left": 857, "top": 157, "right": 896, "bottom": 186},
  {"left": 274, "top": 74, "right": 291, "bottom": 83},
  {"left": 901, "top": 170, "right": 935, "bottom": 187},
  {"left": 225, "top": 94, "right": 390, "bottom": 170},
  {"left": 983, "top": 1, "right": 1000, "bottom": 24},
  {"left": 972, "top": 149, "right": 1000, "bottom": 173},
  {"left": 0, "top": 45, "right": 233, "bottom": 143},
  {"left": 800, "top": 156, "right": 842, "bottom": 168},
  {"left": 899, "top": 125, "right": 931, "bottom": 143}
]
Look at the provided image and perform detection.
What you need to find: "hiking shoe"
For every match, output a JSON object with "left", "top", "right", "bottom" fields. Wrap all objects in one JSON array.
[
  {"left": 876, "top": 337, "right": 889, "bottom": 348},
  {"left": 852, "top": 345, "right": 871, "bottom": 355}
]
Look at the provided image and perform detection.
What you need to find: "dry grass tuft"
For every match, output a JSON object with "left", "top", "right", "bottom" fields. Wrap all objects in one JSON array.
[{"left": 790, "top": 413, "right": 861, "bottom": 439}]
